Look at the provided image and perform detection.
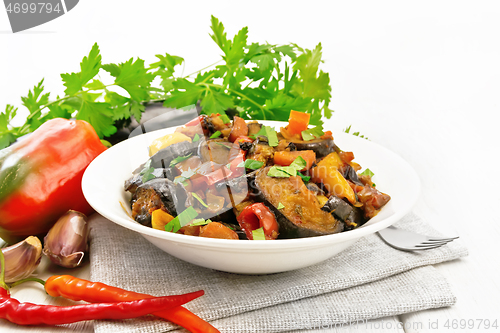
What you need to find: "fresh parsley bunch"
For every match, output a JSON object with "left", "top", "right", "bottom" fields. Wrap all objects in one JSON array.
[{"left": 0, "top": 16, "right": 333, "bottom": 149}]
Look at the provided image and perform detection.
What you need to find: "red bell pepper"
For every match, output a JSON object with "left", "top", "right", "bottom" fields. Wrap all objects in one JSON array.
[
  {"left": 0, "top": 118, "right": 107, "bottom": 243},
  {"left": 237, "top": 203, "right": 279, "bottom": 240}
]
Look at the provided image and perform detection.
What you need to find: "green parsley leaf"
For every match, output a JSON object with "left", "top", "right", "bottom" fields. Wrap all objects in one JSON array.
[
  {"left": 277, "top": 202, "right": 285, "bottom": 210},
  {"left": 192, "top": 192, "right": 208, "bottom": 208},
  {"left": 0, "top": 104, "right": 18, "bottom": 149},
  {"left": 129, "top": 100, "right": 145, "bottom": 122},
  {"left": 141, "top": 167, "right": 155, "bottom": 183},
  {"left": 170, "top": 153, "right": 192, "bottom": 167},
  {"left": 85, "top": 79, "right": 106, "bottom": 90},
  {"left": 298, "top": 172, "right": 311, "bottom": 183},
  {"left": 21, "top": 79, "right": 50, "bottom": 115},
  {"left": 4, "top": 18, "right": 336, "bottom": 148},
  {"left": 200, "top": 89, "right": 234, "bottom": 116},
  {"left": 190, "top": 218, "right": 212, "bottom": 226},
  {"left": 164, "top": 79, "right": 204, "bottom": 109},
  {"left": 219, "top": 114, "right": 231, "bottom": 124},
  {"left": 75, "top": 94, "right": 116, "bottom": 138},
  {"left": 289, "top": 156, "right": 307, "bottom": 170},
  {"left": 174, "top": 168, "right": 197, "bottom": 184},
  {"left": 113, "top": 58, "right": 155, "bottom": 102},
  {"left": 210, "top": 131, "right": 222, "bottom": 139},
  {"left": 244, "top": 159, "right": 264, "bottom": 170},
  {"left": 301, "top": 125, "right": 324, "bottom": 141},
  {"left": 254, "top": 125, "right": 278, "bottom": 147},
  {"left": 344, "top": 125, "right": 369, "bottom": 140},
  {"left": 267, "top": 156, "right": 308, "bottom": 179},
  {"left": 102, "top": 63, "right": 121, "bottom": 77},
  {"left": 80, "top": 43, "right": 102, "bottom": 85},
  {"left": 165, "top": 206, "right": 199, "bottom": 233},
  {"left": 215, "top": 142, "right": 231, "bottom": 149},
  {"left": 252, "top": 227, "right": 266, "bottom": 240},
  {"left": 193, "top": 133, "right": 201, "bottom": 142},
  {"left": 61, "top": 44, "right": 102, "bottom": 95},
  {"left": 360, "top": 168, "right": 375, "bottom": 178},
  {"left": 267, "top": 166, "right": 297, "bottom": 178}
]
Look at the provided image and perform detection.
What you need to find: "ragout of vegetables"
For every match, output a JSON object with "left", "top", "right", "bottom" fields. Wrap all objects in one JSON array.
[{"left": 124, "top": 111, "right": 391, "bottom": 240}]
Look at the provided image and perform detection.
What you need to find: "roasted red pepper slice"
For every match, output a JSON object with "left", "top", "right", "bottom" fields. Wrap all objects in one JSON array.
[
  {"left": 237, "top": 203, "right": 279, "bottom": 240},
  {"left": 0, "top": 118, "right": 107, "bottom": 243}
]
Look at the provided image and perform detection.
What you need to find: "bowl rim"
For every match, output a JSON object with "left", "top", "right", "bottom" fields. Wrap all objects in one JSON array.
[{"left": 82, "top": 120, "right": 421, "bottom": 251}]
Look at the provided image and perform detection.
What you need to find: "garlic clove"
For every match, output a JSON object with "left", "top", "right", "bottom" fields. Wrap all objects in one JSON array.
[
  {"left": 43, "top": 210, "right": 89, "bottom": 268},
  {"left": 1, "top": 236, "right": 42, "bottom": 283}
]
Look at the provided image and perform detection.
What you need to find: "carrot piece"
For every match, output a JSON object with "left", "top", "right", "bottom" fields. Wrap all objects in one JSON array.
[
  {"left": 273, "top": 150, "right": 316, "bottom": 171},
  {"left": 228, "top": 116, "right": 249, "bottom": 143},
  {"left": 287, "top": 111, "right": 310, "bottom": 136},
  {"left": 199, "top": 222, "right": 239, "bottom": 240}
]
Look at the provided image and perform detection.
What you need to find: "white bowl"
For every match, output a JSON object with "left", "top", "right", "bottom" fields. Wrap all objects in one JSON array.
[{"left": 82, "top": 121, "right": 420, "bottom": 274}]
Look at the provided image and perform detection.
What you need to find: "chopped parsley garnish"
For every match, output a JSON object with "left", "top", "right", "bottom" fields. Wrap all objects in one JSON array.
[
  {"left": 252, "top": 227, "right": 266, "bottom": 240},
  {"left": 289, "top": 156, "right": 307, "bottom": 170},
  {"left": 277, "top": 202, "right": 285, "bottom": 210},
  {"left": 169, "top": 153, "right": 192, "bottom": 167},
  {"left": 267, "top": 166, "right": 297, "bottom": 178},
  {"left": 219, "top": 114, "right": 231, "bottom": 124},
  {"left": 210, "top": 131, "right": 222, "bottom": 139},
  {"left": 192, "top": 192, "right": 208, "bottom": 207},
  {"left": 190, "top": 218, "right": 212, "bottom": 226},
  {"left": 193, "top": 133, "right": 201, "bottom": 142},
  {"left": 267, "top": 156, "right": 307, "bottom": 178},
  {"left": 141, "top": 167, "right": 155, "bottom": 183},
  {"left": 215, "top": 142, "right": 232, "bottom": 149},
  {"left": 139, "top": 160, "right": 155, "bottom": 183},
  {"left": 165, "top": 206, "right": 199, "bottom": 233},
  {"left": 301, "top": 125, "right": 324, "bottom": 141},
  {"left": 174, "top": 168, "right": 196, "bottom": 184},
  {"left": 253, "top": 125, "right": 279, "bottom": 147},
  {"left": 243, "top": 159, "right": 264, "bottom": 170},
  {"left": 298, "top": 172, "right": 311, "bottom": 182},
  {"left": 360, "top": 168, "right": 375, "bottom": 178}
]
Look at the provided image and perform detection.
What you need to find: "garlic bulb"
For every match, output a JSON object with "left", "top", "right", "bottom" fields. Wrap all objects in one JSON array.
[
  {"left": 1, "top": 236, "right": 42, "bottom": 283},
  {"left": 43, "top": 210, "right": 89, "bottom": 268}
]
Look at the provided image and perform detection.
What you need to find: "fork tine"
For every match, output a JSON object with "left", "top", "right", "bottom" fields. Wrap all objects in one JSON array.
[
  {"left": 427, "top": 236, "right": 459, "bottom": 242},
  {"left": 392, "top": 244, "right": 446, "bottom": 251},
  {"left": 415, "top": 242, "right": 450, "bottom": 248},
  {"left": 412, "top": 243, "right": 448, "bottom": 250},
  {"left": 420, "top": 239, "right": 454, "bottom": 245}
]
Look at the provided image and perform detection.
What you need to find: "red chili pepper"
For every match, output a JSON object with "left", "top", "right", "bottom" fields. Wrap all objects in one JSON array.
[
  {"left": 0, "top": 287, "right": 202, "bottom": 326},
  {"left": 44, "top": 275, "right": 220, "bottom": 333},
  {"left": 237, "top": 203, "right": 279, "bottom": 240},
  {"left": 0, "top": 118, "right": 107, "bottom": 243}
]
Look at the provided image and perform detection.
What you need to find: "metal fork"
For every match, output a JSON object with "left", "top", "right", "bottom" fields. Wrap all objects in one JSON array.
[{"left": 377, "top": 226, "right": 459, "bottom": 251}]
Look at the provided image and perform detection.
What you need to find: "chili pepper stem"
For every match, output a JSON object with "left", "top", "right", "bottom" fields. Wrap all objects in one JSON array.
[{"left": 9, "top": 277, "right": 45, "bottom": 289}]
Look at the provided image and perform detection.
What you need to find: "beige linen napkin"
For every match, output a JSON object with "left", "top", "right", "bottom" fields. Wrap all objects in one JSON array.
[{"left": 89, "top": 212, "right": 468, "bottom": 333}]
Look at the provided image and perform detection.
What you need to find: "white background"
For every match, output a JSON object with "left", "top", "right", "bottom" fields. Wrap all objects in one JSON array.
[{"left": 1, "top": 1, "right": 500, "bottom": 332}]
